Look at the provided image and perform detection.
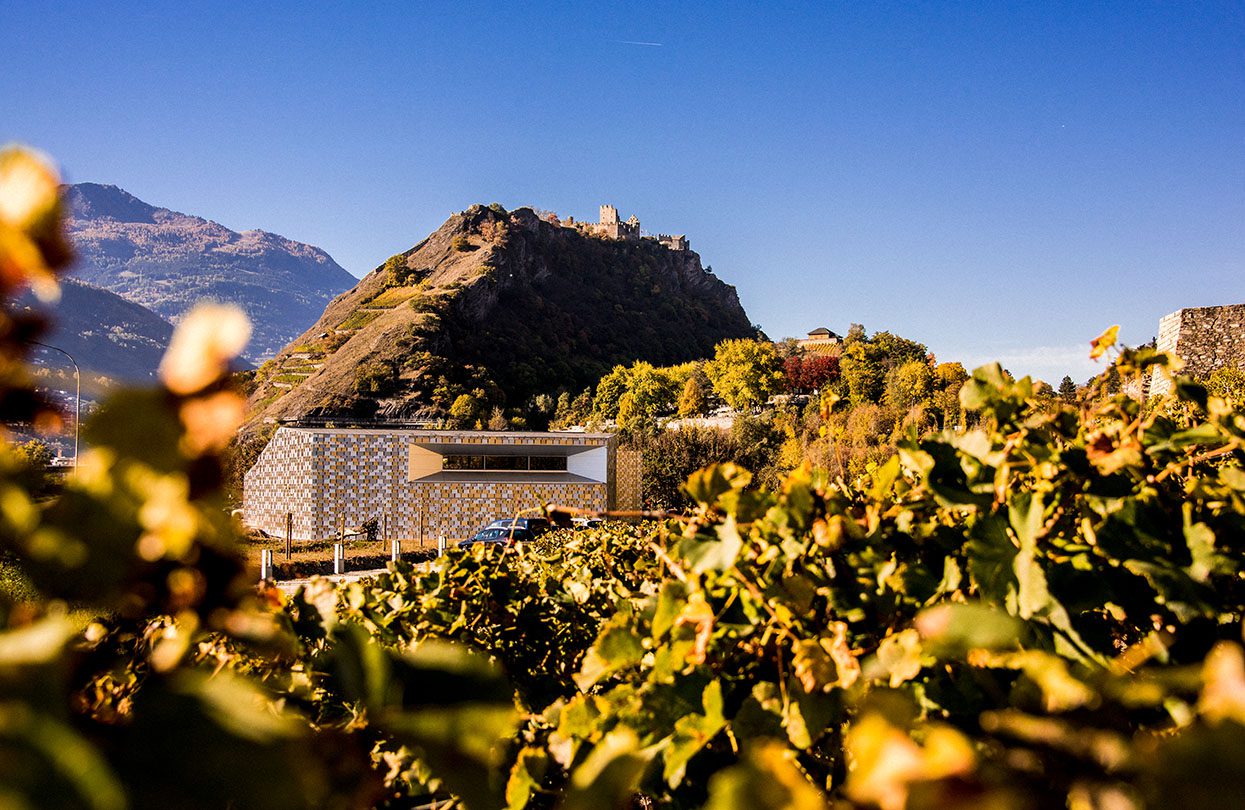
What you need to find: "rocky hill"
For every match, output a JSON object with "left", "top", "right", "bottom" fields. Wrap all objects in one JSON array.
[
  {"left": 63, "top": 183, "right": 356, "bottom": 361},
  {"left": 246, "top": 205, "right": 755, "bottom": 428},
  {"left": 18, "top": 279, "right": 173, "bottom": 382}
]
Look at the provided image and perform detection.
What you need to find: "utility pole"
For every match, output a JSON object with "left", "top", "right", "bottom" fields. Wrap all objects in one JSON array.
[{"left": 31, "top": 341, "right": 79, "bottom": 469}]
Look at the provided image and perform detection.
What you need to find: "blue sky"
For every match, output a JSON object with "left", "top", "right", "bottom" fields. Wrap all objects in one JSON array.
[{"left": 3, "top": 2, "right": 1242, "bottom": 383}]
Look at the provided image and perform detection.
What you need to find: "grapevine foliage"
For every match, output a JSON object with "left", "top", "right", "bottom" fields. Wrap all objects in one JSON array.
[{"left": 328, "top": 351, "right": 1245, "bottom": 809}]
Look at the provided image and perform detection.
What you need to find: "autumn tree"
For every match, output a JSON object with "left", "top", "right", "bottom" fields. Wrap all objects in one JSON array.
[
  {"left": 783, "top": 353, "right": 840, "bottom": 394},
  {"left": 704, "top": 338, "right": 783, "bottom": 411},
  {"left": 839, "top": 329, "right": 928, "bottom": 406},
  {"left": 677, "top": 375, "right": 708, "bottom": 417},
  {"left": 591, "top": 365, "right": 632, "bottom": 419},
  {"left": 449, "top": 393, "right": 481, "bottom": 427},
  {"left": 615, "top": 362, "right": 679, "bottom": 434},
  {"left": 883, "top": 359, "right": 934, "bottom": 412},
  {"left": 1205, "top": 366, "right": 1245, "bottom": 403}
]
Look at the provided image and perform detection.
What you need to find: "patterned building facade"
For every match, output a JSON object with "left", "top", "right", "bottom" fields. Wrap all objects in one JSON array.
[{"left": 244, "top": 428, "right": 624, "bottom": 542}]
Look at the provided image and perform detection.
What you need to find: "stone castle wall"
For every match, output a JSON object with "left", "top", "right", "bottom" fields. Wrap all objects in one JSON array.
[
  {"left": 1150, "top": 304, "right": 1245, "bottom": 396},
  {"left": 244, "top": 428, "right": 614, "bottom": 542}
]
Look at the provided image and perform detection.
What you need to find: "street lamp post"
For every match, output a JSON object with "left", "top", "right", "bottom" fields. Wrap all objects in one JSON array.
[{"left": 30, "top": 340, "right": 79, "bottom": 469}]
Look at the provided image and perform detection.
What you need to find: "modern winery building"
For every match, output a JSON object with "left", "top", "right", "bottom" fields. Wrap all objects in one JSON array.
[{"left": 242, "top": 426, "right": 640, "bottom": 542}]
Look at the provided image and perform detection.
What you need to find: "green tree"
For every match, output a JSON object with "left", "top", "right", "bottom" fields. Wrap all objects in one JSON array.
[
  {"left": 1058, "top": 374, "right": 1077, "bottom": 403},
  {"left": 615, "top": 362, "right": 678, "bottom": 434},
  {"left": 704, "top": 338, "right": 783, "bottom": 411},
  {"left": 353, "top": 358, "right": 399, "bottom": 397},
  {"left": 449, "top": 393, "right": 481, "bottom": 427},
  {"left": 883, "top": 359, "right": 934, "bottom": 412},
  {"left": 840, "top": 340, "right": 884, "bottom": 406},
  {"left": 840, "top": 330, "right": 929, "bottom": 407},
  {"left": 592, "top": 365, "right": 632, "bottom": 419}
]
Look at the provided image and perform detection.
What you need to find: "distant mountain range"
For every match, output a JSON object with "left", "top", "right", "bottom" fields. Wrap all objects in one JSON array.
[
  {"left": 19, "top": 279, "right": 173, "bottom": 383},
  {"left": 63, "top": 183, "right": 356, "bottom": 361},
  {"left": 246, "top": 204, "right": 756, "bottom": 430}
]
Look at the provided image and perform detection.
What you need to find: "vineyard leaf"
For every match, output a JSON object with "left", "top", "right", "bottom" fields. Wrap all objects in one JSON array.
[
  {"left": 703, "top": 741, "right": 828, "bottom": 810},
  {"left": 871, "top": 629, "right": 925, "bottom": 687},
  {"left": 663, "top": 680, "right": 727, "bottom": 786},
  {"left": 652, "top": 580, "right": 687, "bottom": 639},
  {"left": 966, "top": 515, "right": 1018, "bottom": 608},
  {"left": 564, "top": 727, "right": 654, "bottom": 810},
  {"left": 915, "top": 603, "right": 1025, "bottom": 656},
  {"left": 1009, "top": 491, "right": 1050, "bottom": 619},
  {"left": 505, "top": 747, "right": 549, "bottom": 810},
  {"left": 575, "top": 619, "right": 644, "bottom": 691},
  {"left": 679, "top": 515, "right": 744, "bottom": 574},
  {"left": 115, "top": 671, "right": 324, "bottom": 809},
  {"left": 783, "top": 678, "right": 839, "bottom": 749}
]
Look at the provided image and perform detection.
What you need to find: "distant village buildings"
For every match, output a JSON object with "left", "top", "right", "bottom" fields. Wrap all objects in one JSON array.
[{"left": 557, "top": 204, "right": 689, "bottom": 252}]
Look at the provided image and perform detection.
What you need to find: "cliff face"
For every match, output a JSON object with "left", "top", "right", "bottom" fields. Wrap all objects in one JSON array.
[
  {"left": 247, "top": 205, "right": 755, "bottom": 427},
  {"left": 63, "top": 183, "right": 356, "bottom": 361}
]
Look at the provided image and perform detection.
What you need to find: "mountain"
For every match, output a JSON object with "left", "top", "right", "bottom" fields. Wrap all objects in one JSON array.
[
  {"left": 18, "top": 279, "right": 173, "bottom": 382},
  {"left": 246, "top": 204, "right": 755, "bottom": 428},
  {"left": 63, "top": 183, "right": 356, "bottom": 361}
]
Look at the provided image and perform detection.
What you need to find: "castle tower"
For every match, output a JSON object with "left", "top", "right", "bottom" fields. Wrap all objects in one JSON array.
[{"left": 600, "top": 204, "right": 619, "bottom": 225}]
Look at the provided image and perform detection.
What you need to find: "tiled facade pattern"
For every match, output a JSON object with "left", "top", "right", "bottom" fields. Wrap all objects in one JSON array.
[
  {"left": 615, "top": 448, "right": 643, "bottom": 511},
  {"left": 244, "top": 428, "right": 614, "bottom": 542},
  {"left": 241, "top": 429, "right": 319, "bottom": 540}
]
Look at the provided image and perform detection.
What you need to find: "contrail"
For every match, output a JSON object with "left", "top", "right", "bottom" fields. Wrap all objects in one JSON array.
[{"left": 617, "top": 40, "right": 663, "bottom": 47}]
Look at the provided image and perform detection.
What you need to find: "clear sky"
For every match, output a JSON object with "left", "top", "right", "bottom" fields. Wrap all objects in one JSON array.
[{"left": 3, "top": 1, "right": 1242, "bottom": 383}]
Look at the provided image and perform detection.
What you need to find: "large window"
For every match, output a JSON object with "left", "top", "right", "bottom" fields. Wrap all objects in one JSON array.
[{"left": 442, "top": 454, "right": 568, "bottom": 472}]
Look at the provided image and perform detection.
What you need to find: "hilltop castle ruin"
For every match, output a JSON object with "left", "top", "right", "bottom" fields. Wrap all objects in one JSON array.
[{"left": 558, "top": 204, "right": 689, "bottom": 251}]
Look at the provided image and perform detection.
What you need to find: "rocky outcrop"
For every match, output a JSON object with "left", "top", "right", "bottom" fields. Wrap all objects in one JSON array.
[{"left": 246, "top": 205, "right": 755, "bottom": 428}]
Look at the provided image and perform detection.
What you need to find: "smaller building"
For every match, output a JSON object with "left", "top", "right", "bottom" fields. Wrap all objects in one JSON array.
[
  {"left": 656, "top": 234, "right": 689, "bottom": 251},
  {"left": 798, "top": 327, "right": 842, "bottom": 350},
  {"left": 244, "top": 427, "right": 640, "bottom": 542}
]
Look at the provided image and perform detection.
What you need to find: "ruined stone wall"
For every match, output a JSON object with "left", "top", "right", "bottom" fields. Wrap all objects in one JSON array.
[{"left": 1150, "top": 304, "right": 1245, "bottom": 396}]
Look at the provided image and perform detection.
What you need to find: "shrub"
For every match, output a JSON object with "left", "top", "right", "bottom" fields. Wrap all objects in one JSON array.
[{"left": 353, "top": 358, "right": 399, "bottom": 397}]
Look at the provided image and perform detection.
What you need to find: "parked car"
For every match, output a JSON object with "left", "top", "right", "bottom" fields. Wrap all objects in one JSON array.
[
  {"left": 484, "top": 517, "right": 553, "bottom": 536},
  {"left": 457, "top": 526, "right": 534, "bottom": 548},
  {"left": 572, "top": 517, "right": 604, "bottom": 530}
]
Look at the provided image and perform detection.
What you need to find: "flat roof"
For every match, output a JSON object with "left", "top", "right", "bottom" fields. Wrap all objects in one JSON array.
[{"left": 280, "top": 426, "right": 614, "bottom": 441}]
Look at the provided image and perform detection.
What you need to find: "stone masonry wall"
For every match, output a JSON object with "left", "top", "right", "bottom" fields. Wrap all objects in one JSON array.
[{"left": 1150, "top": 304, "right": 1245, "bottom": 396}]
